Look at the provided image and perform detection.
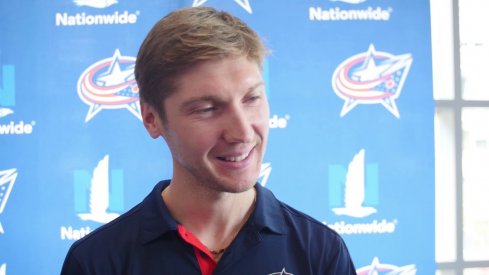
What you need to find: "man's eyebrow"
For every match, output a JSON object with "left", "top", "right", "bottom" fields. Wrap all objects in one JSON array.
[{"left": 248, "top": 81, "right": 265, "bottom": 93}]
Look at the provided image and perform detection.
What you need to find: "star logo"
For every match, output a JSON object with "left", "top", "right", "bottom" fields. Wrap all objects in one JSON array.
[
  {"left": 77, "top": 49, "right": 140, "bottom": 122},
  {"left": 268, "top": 268, "right": 294, "bottom": 275},
  {"left": 193, "top": 0, "right": 253, "bottom": 14},
  {"left": 332, "top": 44, "right": 413, "bottom": 118}
]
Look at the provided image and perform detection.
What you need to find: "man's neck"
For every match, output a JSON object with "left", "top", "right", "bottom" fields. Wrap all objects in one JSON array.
[{"left": 161, "top": 179, "right": 257, "bottom": 254}]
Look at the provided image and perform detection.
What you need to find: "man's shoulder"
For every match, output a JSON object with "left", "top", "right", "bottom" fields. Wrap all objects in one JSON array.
[
  {"left": 258, "top": 185, "right": 341, "bottom": 241},
  {"left": 278, "top": 199, "right": 341, "bottom": 238},
  {"left": 66, "top": 182, "right": 167, "bottom": 254},
  {"left": 253, "top": 187, "right": 356, "bottom": 274},
  {"left": 69, "top": 202, "right": 144, "bottom": 255},
  {"left": 61, "top": 202, "right": 146, "bottom": 275}
]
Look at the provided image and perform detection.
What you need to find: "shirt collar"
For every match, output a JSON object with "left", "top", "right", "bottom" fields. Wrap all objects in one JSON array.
[
  {"left": 140, "top": 180, "right": 177, "bottom": 245},
  {"left": 139, "top": 180, "right": 287, "bottom": 245},
  {"left": 250, "top": 183, "right": 287, "bottom": 235}
]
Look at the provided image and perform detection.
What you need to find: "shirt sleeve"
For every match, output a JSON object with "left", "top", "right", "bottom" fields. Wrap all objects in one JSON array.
[
  {"left": 60, "top": 248, "right": 87, "bottom": 275},
  {"left": 325, "top": 234, "right": 357, "bottom": 275}
]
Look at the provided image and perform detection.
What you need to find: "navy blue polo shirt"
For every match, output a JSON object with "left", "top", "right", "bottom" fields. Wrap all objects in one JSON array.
[{"left": 61, "top": 180, "right": 357, "bottom": 274}]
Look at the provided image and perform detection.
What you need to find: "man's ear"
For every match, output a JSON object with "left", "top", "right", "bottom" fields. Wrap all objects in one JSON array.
[{"left": 141, "top": 101, "right": 164, "bottom": 139}]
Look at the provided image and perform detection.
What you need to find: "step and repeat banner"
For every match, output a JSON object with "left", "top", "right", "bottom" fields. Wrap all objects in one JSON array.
[{"left": 0, "top": 0, "right": 434, "bottom": 274}]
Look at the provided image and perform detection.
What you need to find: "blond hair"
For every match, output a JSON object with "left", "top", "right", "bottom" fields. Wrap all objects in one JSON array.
[{"left": 135, "top": 6, "right": 268, "bottom": 119}]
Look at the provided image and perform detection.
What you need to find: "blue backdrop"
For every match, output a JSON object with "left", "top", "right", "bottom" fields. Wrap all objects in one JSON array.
[{"left": 0, "top": 0, "right": 434, "bottom": 274}]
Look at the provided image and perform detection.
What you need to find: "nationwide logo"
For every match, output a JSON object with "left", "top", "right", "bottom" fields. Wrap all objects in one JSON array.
[
  {"left": 325, "top": 149, "right": 398, "bottom": 235},
  {"left": 55, "top": 0, "right": 140, "bottom": 27},
  {"left": 77, "top": 49, "right": 140, "bottom": 122},
  {"left": 332, "top": 44, "right": 413, "bottom": 118},
  {"left": 263, "top": 59, "right": 289, "bottom": 130},
  {"left": 0, "top": 65, "right": 14, "bottom": 114},
  {"left": 309, "top": 0, "right": 393, "bottom": 21},
  {"left": 193, "top": 0, "right": 253, "bottom": 14},
  {"left": 329, "top": 149, "right": 379, "bottom": 218},
  {"left": 0, "top": 64, "right": 15, "bottom": 128},
  {"left": 356, "top": 257, "right": 417, "bottom": 274},
  {"left": 331, "top": 149, "right": 376, "bottom": 218},
  {"left": 269, "top": 114, "right": 290, "bottom": 129},
  {"left": 75, "top": 155, "right": 122, "bottom": 223},
  {"left": 61, "top": 155, "right": 123, "bottom": 240},
  {"left": 259, "top": 163, "right": 272, "bottom": 187},
  {"left": 0, "top": 65, "right": 36, "bottom": 135},
  {"left": 0, "top": 169, "right": 17, "bottom": 234},
  {"left": 0, "top": 109, "right": 13, "bottom": 118}
]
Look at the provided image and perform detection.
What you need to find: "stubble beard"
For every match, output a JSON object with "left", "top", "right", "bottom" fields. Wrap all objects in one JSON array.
[{"left": 183, "top": 157, "right": 261, "bottom": 195}]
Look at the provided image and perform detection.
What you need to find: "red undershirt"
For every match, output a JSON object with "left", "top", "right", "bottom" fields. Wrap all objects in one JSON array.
[{"left": 177, "top": 224, "right": 218, "bottom": 275}]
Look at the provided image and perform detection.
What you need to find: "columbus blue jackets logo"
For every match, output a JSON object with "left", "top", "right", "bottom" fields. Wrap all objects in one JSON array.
[
  {"left": 268, "top": 268, "right": 293, "bottom": 275},
  {"left": 77, "top": 49, "right": 140, "bottom": 122},
  {"left": 332, "top": 44, "right": 412, "bottom": 118},
  {"left": 356, "top": 257, "right": 416, "bottom": 274},
  {"left": 193, "top": 0, "right": 253, "bottom": 14}
]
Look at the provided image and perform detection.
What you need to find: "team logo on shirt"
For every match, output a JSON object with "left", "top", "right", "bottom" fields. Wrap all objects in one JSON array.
[
  {"left": 332, "top": 44, "right": 412, "bottom": 118},
  {"left": 0, "top": 169, "right": 17, "bottom": 234},
  {"left": 356, "top": 257, "right": 417, "bottom": 274},
  {"left": 268, "top": 268, "right": 293, "bottom": 275},
  {"left": 77, "top": 49, "right": 140, "bottom": 122},
  {"left": 192, "top": 0, "right": 253, "bottom": 14}
]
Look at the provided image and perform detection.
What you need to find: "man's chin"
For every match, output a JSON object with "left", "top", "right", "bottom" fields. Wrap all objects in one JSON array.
[{"left": 209, "top": 178, "right": 257, "bottom": 194}]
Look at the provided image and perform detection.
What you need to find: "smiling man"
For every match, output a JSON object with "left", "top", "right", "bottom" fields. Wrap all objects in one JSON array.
[{"left": 61, "top": 6, "right": 356, "bottom": 275}]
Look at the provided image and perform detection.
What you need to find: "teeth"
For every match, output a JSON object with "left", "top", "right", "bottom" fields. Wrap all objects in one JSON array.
[{"left": 221, "top": 151, "right": 250, "bottom": 162}]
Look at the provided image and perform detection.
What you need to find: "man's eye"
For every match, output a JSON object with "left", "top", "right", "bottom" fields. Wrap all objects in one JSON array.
[
  {"left": 245, "top": 95, "right": 261, "bottom": 103},
  {"left": 195, "top": 106, "right": 217, "bottom": 114}
]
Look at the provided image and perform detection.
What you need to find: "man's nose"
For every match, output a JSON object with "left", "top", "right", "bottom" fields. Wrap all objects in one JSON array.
[{"left": 222, "top": 106, "right": 254, "bottom": 143}]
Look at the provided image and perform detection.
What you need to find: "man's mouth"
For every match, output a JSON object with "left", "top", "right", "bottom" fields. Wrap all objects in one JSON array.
[{"left": 218, "top": 149, "right": 252, "bottom": 162}]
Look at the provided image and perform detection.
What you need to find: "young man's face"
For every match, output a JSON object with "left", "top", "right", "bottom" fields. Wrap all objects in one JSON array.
[{"left": 144, "top": 56, "right": 269, "bottom": 193}]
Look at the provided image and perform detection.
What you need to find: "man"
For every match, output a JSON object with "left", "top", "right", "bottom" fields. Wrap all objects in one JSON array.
[{"left": 61, "top": 6, "right": 357, "bottom": 275}]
